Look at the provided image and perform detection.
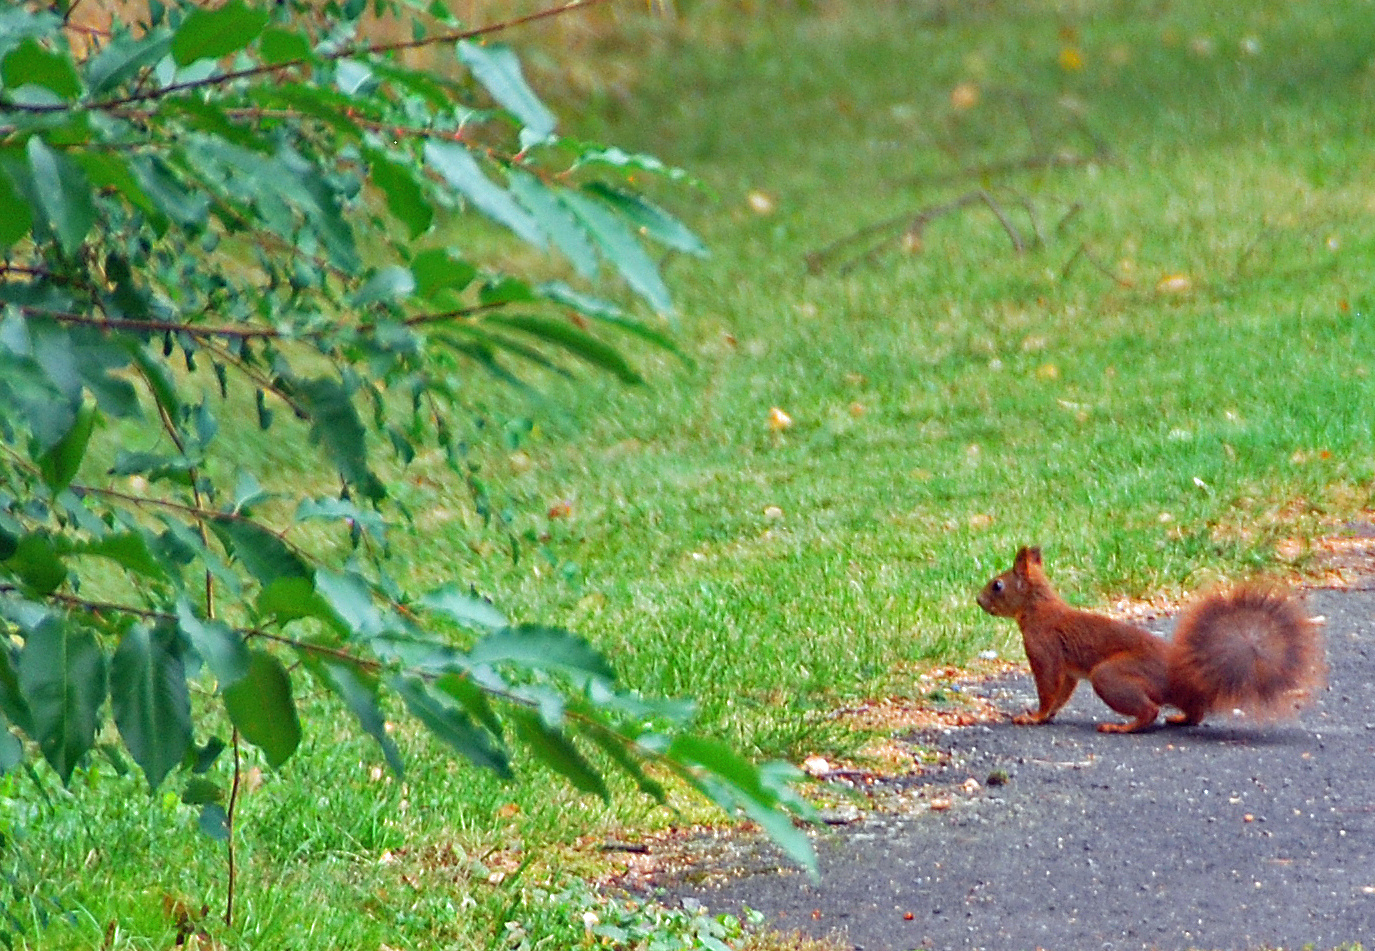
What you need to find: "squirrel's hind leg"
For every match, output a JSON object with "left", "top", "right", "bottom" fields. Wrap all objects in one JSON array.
[{"left": 1088, "top": 657, "right": 1163, "bottom": 733}]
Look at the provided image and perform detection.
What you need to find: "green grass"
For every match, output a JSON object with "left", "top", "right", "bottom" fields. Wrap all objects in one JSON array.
[{"left": 10, "top": 1, "right": 1375, "bottom": 948}]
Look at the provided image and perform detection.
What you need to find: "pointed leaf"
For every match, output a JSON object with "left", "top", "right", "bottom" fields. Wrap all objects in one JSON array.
[
  {"left": 364, "top": 146, "right": 432, "bottom": 240},
  {"left": 585, "top": 182, "right": 708, "bottom": 256},
  {"left": 0, "top": 718, "right": 21, "bottom": 774},
  {"left": 423, "top": 141, "right": 543, "bottom": 246},
  {"left": 209, "top": 516, "right": 311, "bottom": 587},
  {"left": 3, "top": 532, "right": 68, "bottom": 596},
  {"left": 294, "top": 376, "right": 386, "bottom": 502},
  {"left": 27, "top": 137, "right": 94, "bottom": 256},
  {"left": 256, "top": 575, "right": 336, "bottom": 630},
  {"left": 17, "top": 616, "right": 105, "bottom": 784},
  {"left": 0, "top": 645, "right": 32, "bottom": 734},
  {"left": 486, "top": 313, "right": 642, "bottom": 384},
  {"left": 508, "top": 172, "right": 598, "bottom": 278},
  {"left": 318, "top": 660, "right": 403, "bottom": 776},
  {"left": 583, "top": 722, "right": 666, "bottom": 802},
  {"left": 37, "top": 400, "right": 94, "bottom": 493},
  {"left": 395, "top": 676, "right": 510, "bottom": 777},
  {"left": 170, "top": 0, "right": 270, "bottom": 67},
  {"left": 221, "top": 649, "right": 300, "bottom": 768},
  {"left": 175, "top": 597, "right": 250, "bottom": 687},
  {"left": 457, "top": 41, "right": 556, "bottom": 144},
  {"left": 71, "top": 530, "right": 170, "bottom": 583},
  {"left": 433, "top": 672, "right": 503, "bottom": 737},
  {"left": 409, "top": 248, "right": 476, "bottom": 301},
  {"left": 258, "top": 27, "right": 311, "bottom": 67},
  {"left": 1, "top": 37, "right": 80, "bottom": 100},
  {"left": 314, "top": 568, "right": 386, "bottom": 639},
  {"left": 468, "top": 626, "right": 615, "bottom": 683},
  {"left": 198, "top": 802, "right": 230, "bottom": 840},
  {"left": 510, "top": 708, "right": 608, "bottom": 801},
  {"left": 350, "top": 265, "right": 416, "bottom": 307},
  {"left": 110, "top": 624, "right": 192, "bottom": 789},
  {"left": 560, "top": 189, "right": 673, "bottom": 314},
  {"left": 0, "top": 163, "right": 34, "bottom": 248},
  {"left": 419, "top": 584, "right": 507, "bottom": 631}
]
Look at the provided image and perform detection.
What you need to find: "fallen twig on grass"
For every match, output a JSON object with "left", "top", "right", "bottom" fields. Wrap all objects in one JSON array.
[
  {"left": 1062, "top": 241, "right": 1134, "bottom": 287},
  {"left": 804, "top": 188, "right": 1029, "bottom": 275}
]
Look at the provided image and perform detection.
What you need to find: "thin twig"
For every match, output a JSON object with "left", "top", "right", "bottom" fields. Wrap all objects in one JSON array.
[
  {"left": 809, "top": 189, "right": 1027, "bottom": 275},
  {"left": 1062, "top": 241, "right": 1133, "bottom": 287},
  {"left": 225, "top": 729, "right": 241, "bottom": 928}
]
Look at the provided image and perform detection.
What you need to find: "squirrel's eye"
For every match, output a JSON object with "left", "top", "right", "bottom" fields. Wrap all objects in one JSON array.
[{"left": 992, "top": 580, "right": 1004, "bottom": 592}]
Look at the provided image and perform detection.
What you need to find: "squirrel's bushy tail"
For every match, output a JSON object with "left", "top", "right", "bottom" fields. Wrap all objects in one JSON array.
[{"left": 1169, "top": 582, "right": 1325, "bottom": 719}]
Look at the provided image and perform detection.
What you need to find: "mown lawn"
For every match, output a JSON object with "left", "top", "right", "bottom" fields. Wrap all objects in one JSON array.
[{"left": 10, "top": 2, "right": 1375, "bottom": 948}]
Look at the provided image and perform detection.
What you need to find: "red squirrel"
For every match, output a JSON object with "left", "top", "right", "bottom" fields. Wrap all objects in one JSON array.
[{"left": 977, "top": 546, "right": 1325, "bottom": 733}]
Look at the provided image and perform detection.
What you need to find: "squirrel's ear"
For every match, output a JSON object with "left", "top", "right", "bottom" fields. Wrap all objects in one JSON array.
[{"left": 1014, "top": 546, "right": 1043, "bottom": 573}]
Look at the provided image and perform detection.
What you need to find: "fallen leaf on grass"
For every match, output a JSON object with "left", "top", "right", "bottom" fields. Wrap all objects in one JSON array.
[{"left": 1157, "top": 273, "right": 1192, "bottom": 294}]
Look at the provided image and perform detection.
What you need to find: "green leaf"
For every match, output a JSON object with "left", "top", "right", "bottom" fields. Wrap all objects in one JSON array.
[
  {"left": 433, "top": 672, "right": 503, "bottom": 737},
  {"left": 37, "top": 399, "right": 94, "bottom": 493},
  {"left": 538, "top": 281, "right": 692, "bottom": 365},
  {"left": 0, "top": 163, "right": 34, "bottom": 248},
  {"left": 572, "top": 145, "right": 697, "bottom": 184},
  {"left": 395, "top": 676, "right": 510, "bottom": 777},
  {"left": 17, "top": 616, "right": 105, "bottom": 784},
  {"left": 507, "top": 172, "right": 598, "bottom": 278},
  {"left": 486, "top": 314, "right": 643, "bottom": 384},
  {"left": 0, "top": 718, "right": 21, "bottom": 774},
  {"left": 559, "top": 189, "right": 673, "bottom": 314},
  {"left": 175, "top": 597, "right": 251, "bottom": 687},
  {"left": 254, "top": 575, "right": 329, "bottom": 626},
  {"left": 3, "top": 532, "right": 67, "bottom": 596},
  {"left": 423, "top": 141, "right": 544, "bottom": 247},
  {"left": 669, "top": 736, "right": 817, "bottom": 878},
  {"left": 198, "top": 802, "right": 230, "bottom": 840},
  {"left": 317, "top": 660, "right": 402, "bottom": 776},
  {"left": 181, "top": 775, "right": 223, "bottom": 805},
  {"left": 0, "top": 643, "right": 33, "bottom": 734},
  {"left": 510, "top": 708, "right": 609, "bottom": 801},
  {"left": 585, "top": 182, "right": 708, "bottom": 256},
  {"left": 71, "top": 530, "right": 170, "bottom": 583},
  {"left": 126, "top": 154, "right": 210, "bottom": 229},
  {"left": 364, "top": 147, "right": 433, "bottom": 240},
  {"left": 314, "top": 568, "right": 386, "bottom": 639},
  {"left": 85, "top": 31, "right": 171, "bottom": 96},
  {"left": 409, "top": 248, "right": 477, "bottom": 299},
  {"left": 582, "top": 721, "right": 665, "bottom": 802},
  {"left": 294, "top": 376, "right": 386, "bottom": 502},
  {"left": 467, "top": 625, "right": 615, "bottom": 683},
  {"left": 457, "top": 41, "right": 556, "bottom": 145},
  {"left": 258, "top": 27, "right": 311, "bottom": 66},
  {"left": 110, "top": 624, "right": 192, "bottom": 789},
  {"left": 294, "top": 496, "right": 388, "bottom": 542},
  {"left": 221, "top": 649, "right": 301, "bottom": 768},
  {"left": 170, "top": 0, "right": 271, "bottom": 67},
  {"left": 350, "top": 265, "right": 416, "bottom": 308},
  {"left": 418, "top": 584, "right": 507, "bottom": 631},
  {"left": 1, "top": 37, "right": 80, "bottom": 100},
  {"left": 27, "top": 137, "right": 94, "bottom": 256},
  {"left": 209, "top": 516, "right": 311, "bottom": 587}
]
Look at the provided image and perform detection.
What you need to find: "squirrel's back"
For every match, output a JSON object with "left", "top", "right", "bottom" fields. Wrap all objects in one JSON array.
[{"left": 1167, "top": 581, "right": 1325, "bottom": 720}]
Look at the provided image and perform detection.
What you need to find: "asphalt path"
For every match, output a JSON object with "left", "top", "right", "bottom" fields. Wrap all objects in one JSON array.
[{"left": 683, "top": 585, "right": 1375, "bottom": 951}]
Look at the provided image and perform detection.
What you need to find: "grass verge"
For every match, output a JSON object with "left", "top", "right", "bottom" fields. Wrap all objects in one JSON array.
[{"left": 7, "top": 2, "right": 1375, "bottom": 948}]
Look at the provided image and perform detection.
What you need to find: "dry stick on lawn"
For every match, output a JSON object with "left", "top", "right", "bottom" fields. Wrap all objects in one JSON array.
[
  {"left": 1062, "top": 241, "right": 1134, "bottom": 288},
  {"left": 805, "top": 189, "right": 1027, "bottom": 275}
]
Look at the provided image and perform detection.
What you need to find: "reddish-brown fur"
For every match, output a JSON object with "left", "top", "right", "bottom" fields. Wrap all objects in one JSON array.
[{"left": 977, "top": 546, "right": 1325, "bottom": 733}]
